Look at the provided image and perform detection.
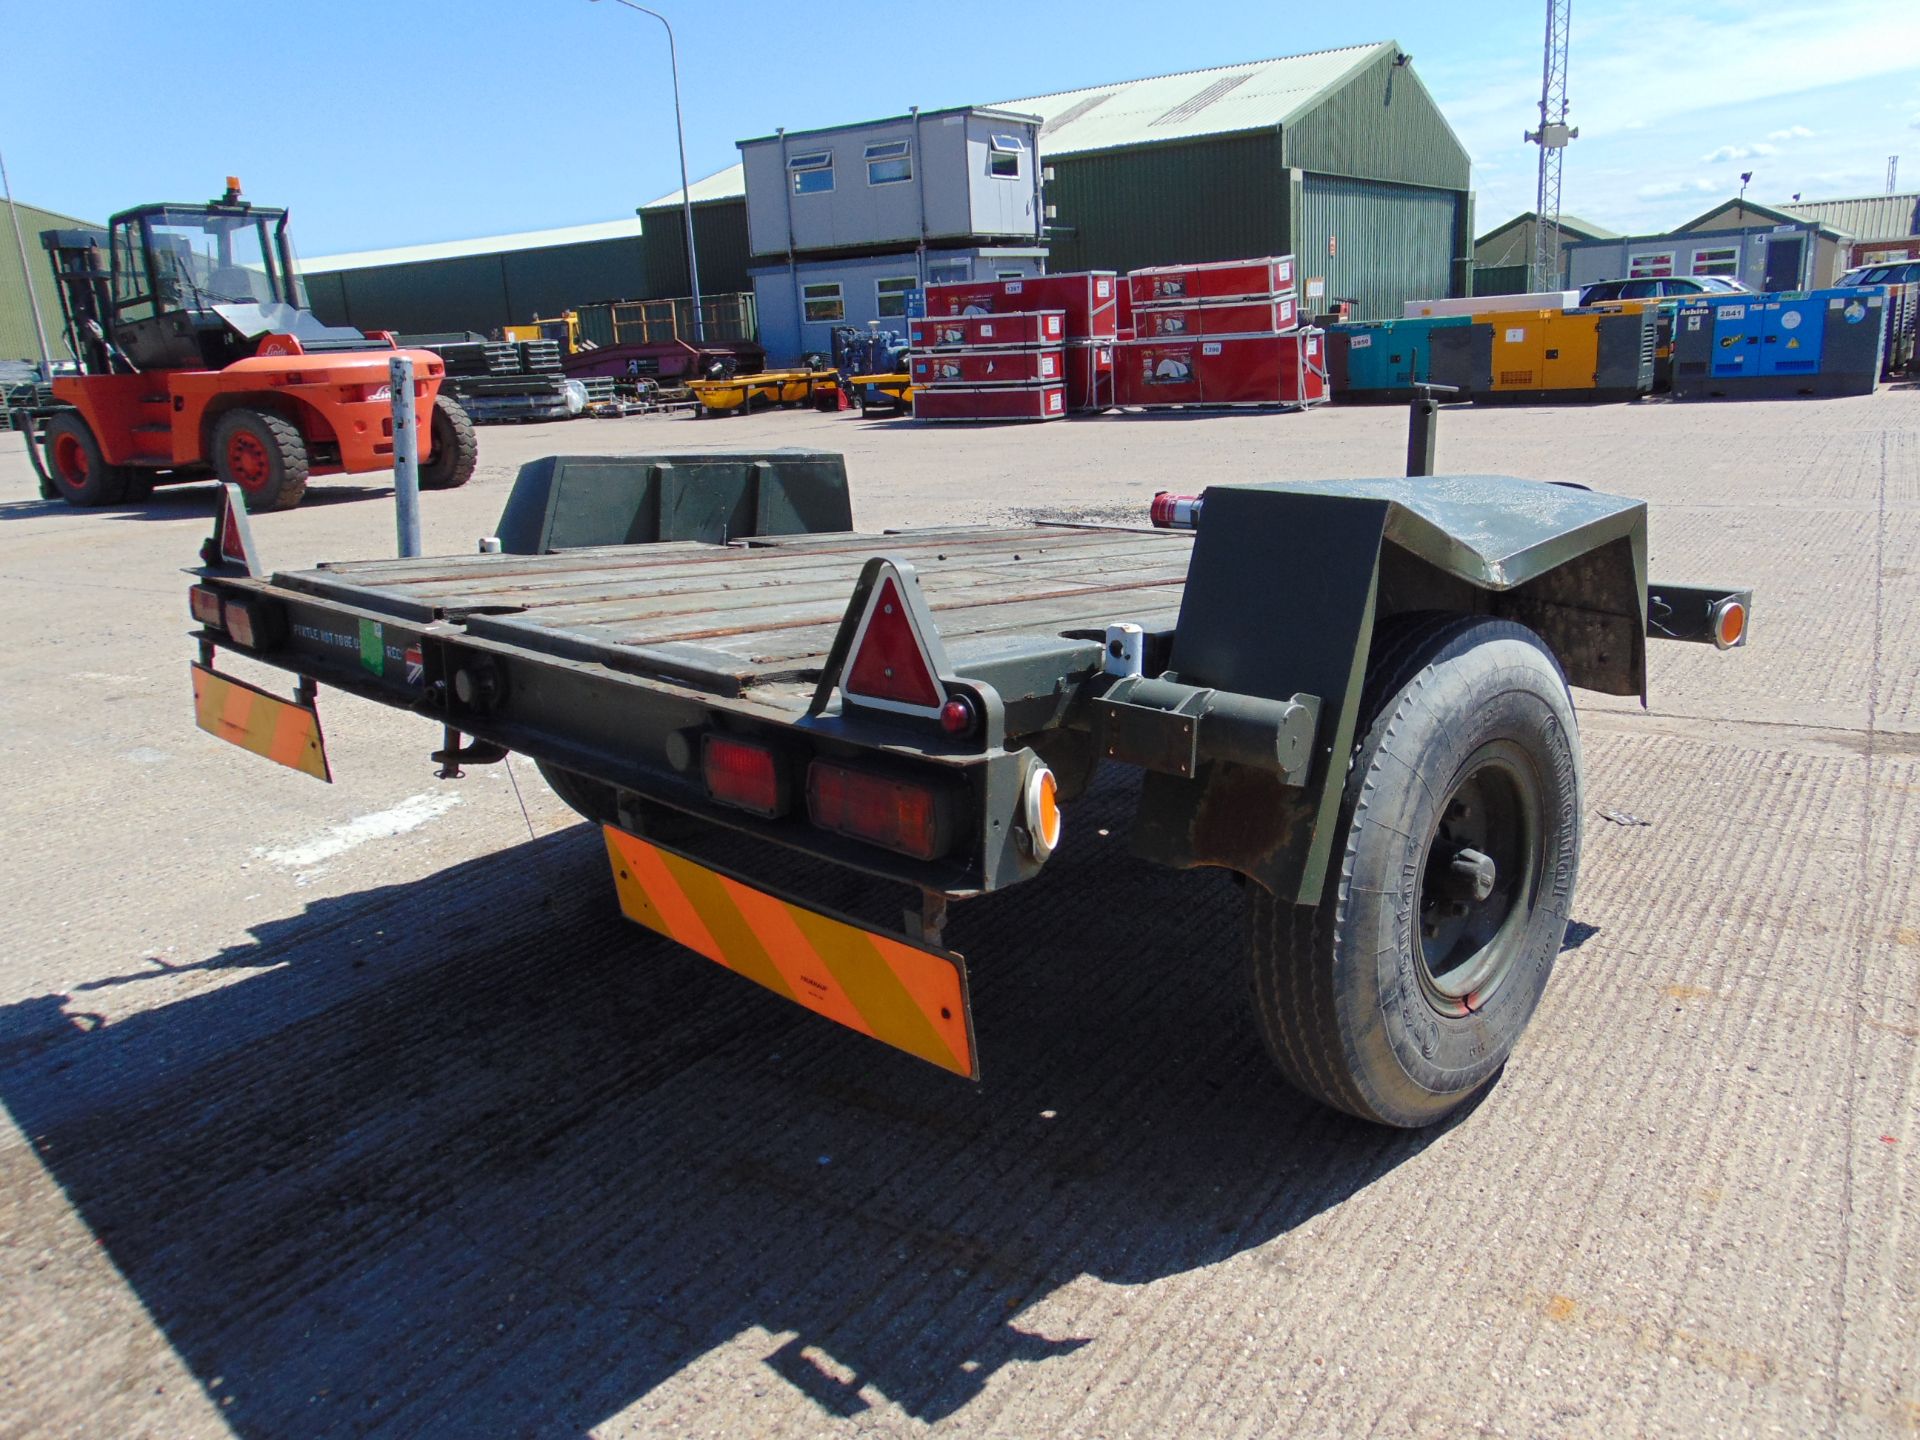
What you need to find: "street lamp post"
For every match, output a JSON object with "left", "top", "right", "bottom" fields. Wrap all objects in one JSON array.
[{"left": 595, "top": 0, "right": 703, "bottom": 341}]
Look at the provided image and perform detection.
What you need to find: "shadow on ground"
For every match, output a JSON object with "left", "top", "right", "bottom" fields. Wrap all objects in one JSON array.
[
  {"left": 1, "top": 769, "right": 1513, "bottom": 1435},
  {"left": 0, "top": 482, "right": 394, "bottom": 523}
]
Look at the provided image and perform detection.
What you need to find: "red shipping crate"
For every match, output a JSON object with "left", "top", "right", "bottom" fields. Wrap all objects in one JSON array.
[
  {"left": 924, "top": 272, "right": 1121, "bottom": 340},
  {"left": 911, "top": 347, "right": 1063, "bottom": 387},
  {"left": 1129, "top": 255, "right": 1296, "bottom": 307},
  {"left": 909, "top": 310, "right": 1066, "bottom": 349},
  {"left": 1116, "top": 331, "right": 1327, "bottom": 408},
  {"left": 1063, "top": 342, "right": 1114, "bottom": 412},
  {"left": 913, "top": 384, "right": 1067, "bottom": 422},
  {"left": 1132, "top": 296, "right": 1299, "bottom": 339},
  {"left": 1115, "top": 340, "right": 1206, "bottom": 406}
]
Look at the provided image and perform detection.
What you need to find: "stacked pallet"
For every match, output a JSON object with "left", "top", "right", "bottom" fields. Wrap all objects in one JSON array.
[
  {"left": 921, "top": 272, "right": 1121, "bottom": 413},
  {"left": 907, "top": 310, "right": 1070, "bottom": 422},
  {"left": 1115, "top": 256, "right": 1328, "bottom": 410}
]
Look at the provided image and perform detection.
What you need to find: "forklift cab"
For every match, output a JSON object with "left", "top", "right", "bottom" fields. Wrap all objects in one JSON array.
[{"left": 105, "top": 185, "right": 357, "bottom": 371}]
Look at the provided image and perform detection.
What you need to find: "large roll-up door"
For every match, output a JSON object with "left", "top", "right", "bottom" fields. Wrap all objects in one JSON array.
[{"left": 1300, "top": 174, "right": 1459, "bottom": 320}]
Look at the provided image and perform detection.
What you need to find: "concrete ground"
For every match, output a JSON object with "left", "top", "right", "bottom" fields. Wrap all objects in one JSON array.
[{"left": 0, "top": 389, "right": 1914, "bottom": 1439}]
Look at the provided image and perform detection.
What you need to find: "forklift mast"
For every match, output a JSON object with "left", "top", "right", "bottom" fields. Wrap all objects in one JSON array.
[{"left": 39, "top": 228, "right": 117, "bottom": 376}]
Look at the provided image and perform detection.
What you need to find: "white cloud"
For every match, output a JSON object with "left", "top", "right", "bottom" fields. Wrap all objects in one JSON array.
[
  {"left": 1766, "top": 125, "right": 1815, "bottom": 141},
  {"left": 1637, "top": 177, "right": 1719, "bottom": 201},
  {"left": 1702, "top": 142, "right": 1779, "bottom": 161}
]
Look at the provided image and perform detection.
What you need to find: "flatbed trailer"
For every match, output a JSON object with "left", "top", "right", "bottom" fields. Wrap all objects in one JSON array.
[{"left": 188, "top": 448, "right": 1752, "bottom": 1127}]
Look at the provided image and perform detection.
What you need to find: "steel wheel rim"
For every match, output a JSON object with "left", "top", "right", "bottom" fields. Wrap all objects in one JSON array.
[
  {"left": 1412, "top": 741, "right": 1545, "bottom": 1014},
  {"left": 52, "top": 432, "right": 88, "bottom": 484},
  {"left": 227, "top": 430, "right": 270, "bottom": 491}
]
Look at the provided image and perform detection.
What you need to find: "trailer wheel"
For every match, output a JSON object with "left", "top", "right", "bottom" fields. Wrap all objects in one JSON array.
[
  {"left": 43, "top": 413, "right": 128, "bottom": 506},
  {"left": 534, "top": 761, "right": 621, "bottom": 827},
  {"left": 419, "top": 394, "right": 478, "bottom": 489},
  {"left": 212, "top": 409, "right": 308, "bottom": 512},
  {"left": 1246, "top": 614, "right": 1581, "bottom": 1128}
]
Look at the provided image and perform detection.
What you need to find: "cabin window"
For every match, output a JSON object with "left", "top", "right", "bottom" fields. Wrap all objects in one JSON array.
[
  {"left": 865, "top": 140, "right": 912, "bottom": 186},
  {"left": 876, "top": 276, "right": 917, "bottom": 317},
  {"left": 988, "top": 134, "right": 1024, "bottom": 179},
  {"left": 1691, "top": 246, "right": 1739, "bottom": 277},
  {"left": 1628, "top": 251, "right": 1674, "bottom": 279},
  {"left": 802, "top": 282, "right": 844, "bottom": 322},
  {"left": 789, "top": 150, "right": 834, "bottom": 195}
]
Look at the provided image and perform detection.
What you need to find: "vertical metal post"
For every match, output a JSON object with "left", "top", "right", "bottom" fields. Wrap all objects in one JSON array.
[
  {"left": 1407, "top": 397, "right": 1438, "bottom": 478},
  {"left": 389, "top": 355, "right": 422, "bottom": 558},
  {"left": 0, "top": 142, "right": 54, "bottom": 376}
]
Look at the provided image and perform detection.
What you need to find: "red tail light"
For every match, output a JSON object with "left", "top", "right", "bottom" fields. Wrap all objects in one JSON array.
[
  {"left": 189, "top": 585, "right": 224, "bottom": 628},
  {"left": 807, "top": 761, "right": 952, "bottom": 861},
  {"left": 221, "top": 594, "right": 285, "bottom": 650},
  {"left": 845, "top": 575, "right": 943, "bottom": 711},
  {"left": 703, "top": 734, "right": 787, "bottom": 816}
]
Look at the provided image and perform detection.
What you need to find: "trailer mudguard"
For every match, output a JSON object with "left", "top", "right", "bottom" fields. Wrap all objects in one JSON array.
[
  {"left": 1134, "top": 475, "right": 1647, "bottom": 905},
  {"left": 493, "top": 450, "right": 855, "bottom": 554}
]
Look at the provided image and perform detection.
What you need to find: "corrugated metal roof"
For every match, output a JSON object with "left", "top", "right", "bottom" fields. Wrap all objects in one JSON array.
[
  {"left": 992, "top": 43, "right": 1393, "bottom": 157},
  {"left": 645, "top": 41, "right": 1397, "bottom": 209},
  {"left": 1476, "top": 211, "right": 1619, "bottom": 247},
  {"left": 641, "top": 166, "right": 756, "bottom": 212},
  {"left": 1779, "top": 193, "right": 1919, "bottom": 241},
  {"left": 305, "top": 217, "right": 645, "bottom": 273}
]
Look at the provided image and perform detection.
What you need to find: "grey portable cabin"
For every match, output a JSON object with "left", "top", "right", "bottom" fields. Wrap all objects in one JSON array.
[{"left": 739, "top": 108, "right": 1044, "bottom": 259}]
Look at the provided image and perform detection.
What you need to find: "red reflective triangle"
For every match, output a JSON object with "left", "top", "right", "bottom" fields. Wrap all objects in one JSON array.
[
  {"left": 219, "top": 491, "right": 250, "bottom": 565},
  {"left": 845, "top": 575, "right": 942, "bottom": 710}
]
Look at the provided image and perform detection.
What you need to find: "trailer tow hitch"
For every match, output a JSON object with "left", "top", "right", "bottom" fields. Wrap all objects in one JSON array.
[{"left": 432, "top": 726, "right": 509, "bottom": 779}]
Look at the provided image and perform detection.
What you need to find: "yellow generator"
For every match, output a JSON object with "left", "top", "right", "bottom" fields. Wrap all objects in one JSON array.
[
  {"left": 503, "top": 312, "right": 580, "bottom": 353},
  {"left": 1431, "top": 307, "right": 1657, "bottom": 402}
]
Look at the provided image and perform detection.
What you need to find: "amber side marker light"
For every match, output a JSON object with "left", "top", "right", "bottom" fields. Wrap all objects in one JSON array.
[
  {"left": 1024, "top": 765, "right": 1061, "bottom": 862},
  {"left": 1710, "top": 597, "right": 1747, "bottom": 650}
]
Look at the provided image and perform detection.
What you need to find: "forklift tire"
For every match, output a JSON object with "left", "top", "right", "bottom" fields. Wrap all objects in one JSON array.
[
  {"left": 212, "top": 409, "right": 308, "bottom": 512},
  {"left": 419, "top": 394, "right": 478, "bottom": 490},
  {"left": 1245, "top": 614, "right": 1581, "bottom": 1128},
  {"left": 43, "top": 413, "right": 128, "bottom": 506}
]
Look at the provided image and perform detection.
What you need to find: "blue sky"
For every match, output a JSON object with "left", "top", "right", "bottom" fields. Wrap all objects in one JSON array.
[{"left": 2, "top": 1, "right": 1916, "bottom": 256}]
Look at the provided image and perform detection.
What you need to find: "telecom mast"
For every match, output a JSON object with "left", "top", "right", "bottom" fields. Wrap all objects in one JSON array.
[{"left": 1525, "top": 0, "right": 1577, "bottom": 292}]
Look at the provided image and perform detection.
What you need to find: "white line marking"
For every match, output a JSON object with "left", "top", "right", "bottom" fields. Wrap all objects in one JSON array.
[{"left": 262, "top": 792, "right": 460, "bottom": 869}]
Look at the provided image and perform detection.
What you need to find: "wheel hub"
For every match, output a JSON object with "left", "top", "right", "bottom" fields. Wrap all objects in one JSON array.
[
  {"left": 1415, "top": 749, "right": 1543, "bottom": 1010},
  {"left": 227, "top": 431, "right": 269, "bottom": 490}
]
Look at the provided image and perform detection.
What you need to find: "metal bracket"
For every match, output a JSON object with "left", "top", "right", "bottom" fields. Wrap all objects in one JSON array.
[{"left": 1094, "top": 675, "right": 1321, "bottom": 785}]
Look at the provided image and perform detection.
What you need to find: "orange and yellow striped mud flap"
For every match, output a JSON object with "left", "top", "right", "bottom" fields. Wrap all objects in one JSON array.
[
  {"left": 191, "top": 663, "right": 331, "bottom": 782},
  {"left": 603, "top": 826, "right": 976, "bottom": 1078}
]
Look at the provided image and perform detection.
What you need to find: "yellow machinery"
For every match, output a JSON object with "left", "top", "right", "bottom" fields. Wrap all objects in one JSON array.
[
  {"left": 846, "top": 371, "right": 914, "bottom": 413},
  {"left": 503, "top": 312, "right": 580, "bottom": 352},
  {"left": 1467, "top": 307, "right": 1656, "bottom": 399},
  {"left": 688, "top": 368, "right": 838, "bottom": 416}
]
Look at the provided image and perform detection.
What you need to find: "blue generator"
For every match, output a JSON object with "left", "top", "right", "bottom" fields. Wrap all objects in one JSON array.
[
  {"left": 1671, "top": 287, "right": 1887, "bottom": 400},
  {"left": 1326, "top": 317, "right": 1470, "bottom": 401}
]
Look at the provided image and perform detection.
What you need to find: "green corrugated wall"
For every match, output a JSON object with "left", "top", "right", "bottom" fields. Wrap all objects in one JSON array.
[
  {"left": 1043, "top": 132, "right": 1290, "bottom": 274},
  {"left": 1297, "top": 174, "right": 1460, "bottom": 318},
  {"left": 1280, "top": 50, "right": 1471, "bottom": 191},
  {"left": 1036, "top": 51, "right": 1471, "bottom": 317},
  {"left": 305, "top": 202, "right": 751, "bottom": 338},
  {"left": 1, "top": 200, "right": 99, "bottom": 363},
  {"left": 638, "top": 199, "right": 752, "bottom": 298}
]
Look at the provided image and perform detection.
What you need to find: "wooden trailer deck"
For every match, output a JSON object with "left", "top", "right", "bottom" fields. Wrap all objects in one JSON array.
[{"left": 276, "top": 525, "right": 1195, "bottom": 699}]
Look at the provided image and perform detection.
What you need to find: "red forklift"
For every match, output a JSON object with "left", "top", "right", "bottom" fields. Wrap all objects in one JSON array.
[{"left": 22, "top": 180, "right": 476, "bottom": 511}]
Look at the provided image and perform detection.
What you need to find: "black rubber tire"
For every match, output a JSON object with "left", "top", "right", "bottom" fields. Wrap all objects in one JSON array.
[
  {"left": 43, "top": 412, "right": 128, "bottom": 506},
  {"left": 1247, "top": 613, "right": 1582, "bottom": 1128},
  {"left": 211, "top": 408, "right": 309, "bottom": 512},
  {"left": 534, "top": 761, "right": 622, "bottom": 827},
  {"left": 419, "top": 393, "right": 478, "bottom": 490}
]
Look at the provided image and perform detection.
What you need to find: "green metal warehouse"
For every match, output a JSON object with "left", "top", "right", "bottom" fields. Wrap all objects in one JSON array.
[
  {"left": 644, "top": 42, "right": 1475, "bottom": 323},
  {"left": 1, "top": 198, "right": 99, "bottom": 364}
]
